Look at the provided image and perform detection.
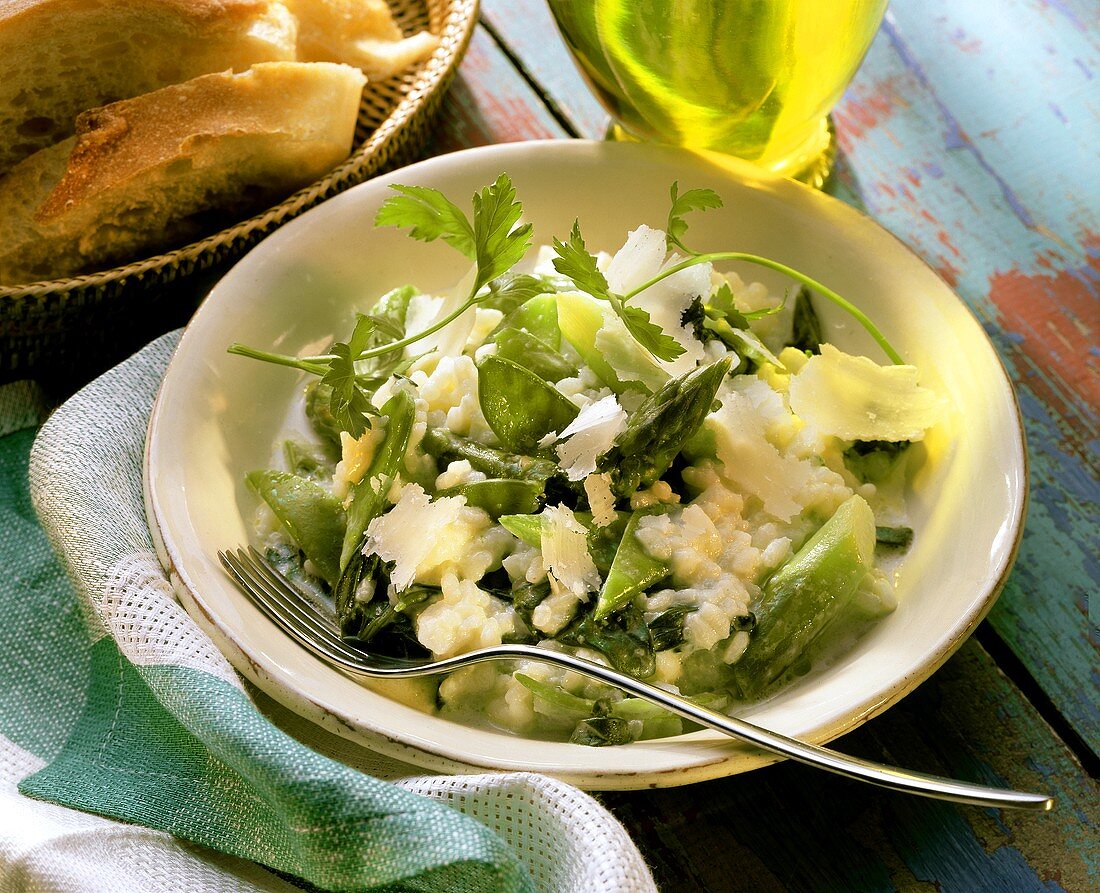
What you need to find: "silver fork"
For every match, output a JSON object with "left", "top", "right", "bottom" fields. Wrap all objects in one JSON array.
[{"left": 220, "top": 547, "right": 1053, "bottom": 811}]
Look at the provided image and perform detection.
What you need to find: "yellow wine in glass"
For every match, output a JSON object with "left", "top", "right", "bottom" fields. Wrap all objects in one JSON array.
[{"left": 548, "top": 0, "right": 888, "bottom": 185}]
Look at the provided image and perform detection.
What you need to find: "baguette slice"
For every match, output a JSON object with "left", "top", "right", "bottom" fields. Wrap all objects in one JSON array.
[
  {"left": 0, "top": 61, "right": 366, "bottom": 286},
  {"left": 284, "top": 0, "right": 439, "bottom": 80},
  {"left": 0, "top": 0, "right": 299, "bottom": 172}
]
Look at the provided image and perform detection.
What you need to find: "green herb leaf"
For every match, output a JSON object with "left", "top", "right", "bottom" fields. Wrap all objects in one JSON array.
[
  {"left": 551, "top": 220, "right": 613, "bottom": 302},
  {"left": 570, "top": 715, "right": 644, "bottom": 747},
  {"left": 620, "top": 304, "right": 686, "bottom": 362},
  {"left": 666, "top": 182, "right": 723, "bottom": 254},
  {"left": 481, "top": 272, "right": 557, "bottom": 314},
  {"left": 471, "top": 173, "right": 534, "bottom": 290},
  {"left": 319, "top": 314, "right": 378, "bottom": 439},
  {"left": 374, "top": 185, "right": 476, "bottom": 258}
]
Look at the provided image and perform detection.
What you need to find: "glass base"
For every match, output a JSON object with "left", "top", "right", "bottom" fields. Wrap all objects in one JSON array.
[{"left": 603, "top": 116, "right": 837, "bottom": 191}]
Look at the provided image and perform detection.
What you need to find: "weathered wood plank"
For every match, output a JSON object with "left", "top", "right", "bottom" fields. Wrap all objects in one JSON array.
[
  {"left": 828, "top": 2, "right": 1100, "bottom": 755},
  {"left": 480, "top": 0, "right": 609, "bottom": 139},
  {"left": 424, "top": 24, "right": 567, "bottom": 155},
  {"left": 602, "top": 638, "right": 1100, "bottom": 893}
]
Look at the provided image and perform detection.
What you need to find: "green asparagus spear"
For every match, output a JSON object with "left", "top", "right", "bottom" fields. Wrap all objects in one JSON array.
[
  {"left": 421, "top": 428, "right": 562, "bottom": 486},
  {"left": 733, "top": 494, "right": 876, "bottom": 699},
  {"left": 339, "top": 390, "right": 415, "bottom": 571},
  {"left": 599, "top": 357, "right": 731, "bottom": 497},
  {"left": 247, "top": 470, "right": 346, "bottom": 585},
  {"left": 441, "top": 479, "right": 544, "bottom": 518}
]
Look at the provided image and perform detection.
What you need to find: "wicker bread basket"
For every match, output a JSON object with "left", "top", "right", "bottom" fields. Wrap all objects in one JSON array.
[{"left": 0, "top": 0, "right": 477, "bottom": 385}]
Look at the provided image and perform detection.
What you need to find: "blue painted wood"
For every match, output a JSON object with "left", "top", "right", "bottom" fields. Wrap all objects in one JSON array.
[
  {"left": 480, "top": 0, "right": 609, "bottom": 138},
  {"left": 829, "top": 4, "right": 1100, "bottom": 755},
  {"left": 424, "top": 24, "right": 567, "bottom": 154}
]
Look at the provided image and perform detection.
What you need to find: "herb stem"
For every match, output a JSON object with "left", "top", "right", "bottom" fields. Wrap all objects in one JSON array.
[
  {"left": 300, "top": 288, "right": 479, "bottom": 365},
  {"left": 226, "top": 344, "right": 329, "bottom": 375},
  {"left": 623, "top": 252, "right": 905, "bottom": 365}
]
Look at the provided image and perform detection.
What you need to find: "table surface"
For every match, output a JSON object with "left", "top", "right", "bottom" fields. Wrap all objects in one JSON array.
[{"left": 414, "top": 1, "right": 1099, "bottom": 890}]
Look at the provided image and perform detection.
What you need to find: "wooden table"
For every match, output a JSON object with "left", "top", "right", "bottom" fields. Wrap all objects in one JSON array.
[{"left": 414, "top": 1, "right": 1099, "bottom": 889}]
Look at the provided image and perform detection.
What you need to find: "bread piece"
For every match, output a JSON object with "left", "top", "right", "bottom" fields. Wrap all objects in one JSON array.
[
  {"left": 284, "top": 0, "right": 439, "bottom": 80},
  {"left": 0, "top": 0, "right": 298, "bottom": 172},
  {"left": 0, "top": 62, "right": 366, "bottom": 285}
]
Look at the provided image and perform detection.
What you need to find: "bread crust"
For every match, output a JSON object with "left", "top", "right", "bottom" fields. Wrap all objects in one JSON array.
[
  {"left": 38, "top": 62, "right": 365, "bottom": 220},
  {"left": 0, "top": 0, "right": 277, "bottom": 29}
]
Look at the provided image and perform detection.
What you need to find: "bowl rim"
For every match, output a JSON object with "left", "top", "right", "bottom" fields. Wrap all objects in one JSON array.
[{"left": 145, "top": 139, "right": 1028, "bottom": 789}]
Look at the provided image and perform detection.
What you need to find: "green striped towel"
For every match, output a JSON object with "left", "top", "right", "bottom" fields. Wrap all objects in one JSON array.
[{"left": 0, "top": 332, "right": 655, "bottom": 893}]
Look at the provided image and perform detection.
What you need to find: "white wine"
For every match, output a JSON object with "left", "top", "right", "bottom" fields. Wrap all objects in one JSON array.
[{"left": 549, "top": 0, "right": 887, "bottom": 181}]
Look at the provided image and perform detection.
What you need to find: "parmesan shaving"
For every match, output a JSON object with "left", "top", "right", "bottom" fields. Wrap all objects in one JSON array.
[
  {"left": 540, "top": 505, "right": 600, "bottom": 598},
  {"left": 788, "top": 344, "right": 943, "bottom": 442},
  {"left": 583, "top": 472, "right": 617, "bottom": 527},
  {"left": 708, "top": 392, "right": 815, "bottom": 522},
  {"left": 552, "top": 394, "right": 627, "bottom": 481},
  {"left": 365, "top": 484, "right": 477, "bottom": 590}
]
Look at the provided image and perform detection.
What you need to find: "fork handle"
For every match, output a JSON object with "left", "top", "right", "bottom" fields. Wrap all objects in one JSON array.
[{"left": 355, "top": 644, "right": 1054, "bottom": 811}]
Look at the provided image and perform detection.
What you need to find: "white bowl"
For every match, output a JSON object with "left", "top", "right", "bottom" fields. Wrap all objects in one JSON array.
[{"left": 145, "top": 140, "right": 1026, "bottom": 789}]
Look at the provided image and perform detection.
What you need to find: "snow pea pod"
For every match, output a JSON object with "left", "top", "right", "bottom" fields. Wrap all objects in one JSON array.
[
  {"left": 733, "top": 494, "right": 876, "bottom": 699},
  {"left": 500, "top": 293, "right": 562, "bottom": 348},
  {"left": 477, "top": 354, "right": 579, "bottom": 452},
  {"left": 339, "top": 390, "right": 415, "bottom": 571},
  {"left": 247, "top": 470, "right": 346, "bottom": 585},
  {"left": 494, "top": 327, "right": 576, "bottom": 382},
  {"left": 499, "top": 510, "right": 627, "bottom": 574},
  {"left": 442, "top": 478, "right": 543, "bottom": 518},
  {"left": 594, "top": 506, "right": 673, "bottom": 621},
  {"left": 499, "top": 513, "right": 541, "bottom": 547}
]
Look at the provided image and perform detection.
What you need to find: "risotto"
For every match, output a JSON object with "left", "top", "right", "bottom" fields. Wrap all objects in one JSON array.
[{"left": 233, "top": 175, "right": 942, "bottom": 745}]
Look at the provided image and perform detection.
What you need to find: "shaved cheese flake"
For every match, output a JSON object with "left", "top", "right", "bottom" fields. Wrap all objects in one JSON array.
[
  {"left": 408, "top": 266, "right": 479, "bottom": 359},
  {"left": 540, "top": 505, "right": 600, "bottom": 598},
  {"left": 365, "top": 484, "right": 477, "bottom": 590},
  {"left": 553, "top": 395, "right": 627, "bottom": 481},
  {"left": 789, "top": 344, "right": 943, "bottom": 442},
  {"left": 708, "top": 392, "right": 815, "bottom": 522},
  {"left": 583, "top": 472, "right": 617, "bottom": 527},
  {"left": 605, "top": 225, "right": 666, "bottom": 294}
]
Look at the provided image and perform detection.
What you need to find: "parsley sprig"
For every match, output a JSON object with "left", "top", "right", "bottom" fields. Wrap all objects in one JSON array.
[
  {"left": 229, "top": 173, "right": 903, "bottom": 434},
  {"left": 653, "top": 183, "right": 903, "bottom": 364},
  {"left": 228, "top": 174, "right": 534, "bottom": 434},
  {"left": 551, "top": 222, "right": 685, "bottom": 361}
]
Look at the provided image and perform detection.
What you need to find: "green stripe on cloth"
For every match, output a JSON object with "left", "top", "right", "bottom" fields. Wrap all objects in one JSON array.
[
  {"left": 21, "top": 639, "right": 530, "bottom": 893},
  {"left": 0, "top": 426, "right": 90, "bottom": 760}
]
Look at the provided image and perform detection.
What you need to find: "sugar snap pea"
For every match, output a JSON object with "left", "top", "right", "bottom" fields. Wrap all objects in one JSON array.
[
  {"left": 733, "top": 494, "right": 876, "bottom": 699},
  {"left": 494, "top": 327, "right": 577, "bottom": 382},
  {"left": 442, "top": 479, "right": 544, "bottom": 518},
  {"left": 339, "top": 390, "right": 415, "bottom": 571},
  {"left": 422, "top": 429, "right": 563, "bottom": 490},
  {"left": 594, "top": 507, "right": 673, "bottom": 620}
]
